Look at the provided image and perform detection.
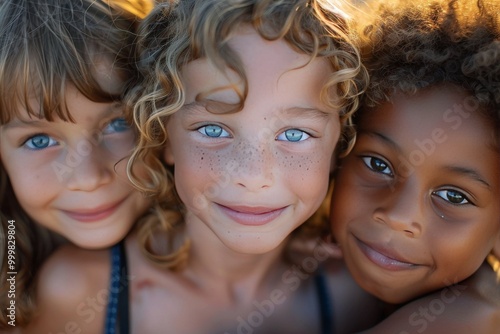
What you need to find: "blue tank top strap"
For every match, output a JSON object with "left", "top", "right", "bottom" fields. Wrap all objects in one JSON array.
[
  {"left": 314, "top": 267, "right": 335, "bottom": 334},
  {"left": 104, "top": 240, "right": 129, "bottom": 334},
  {"left": 118, "top": 241, "right": 130, "bottom": 334}
]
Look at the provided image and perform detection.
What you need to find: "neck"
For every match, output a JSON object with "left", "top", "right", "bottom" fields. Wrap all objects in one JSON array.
[{"left": 183, "top": 219, "right": 290, "bottom": 305}]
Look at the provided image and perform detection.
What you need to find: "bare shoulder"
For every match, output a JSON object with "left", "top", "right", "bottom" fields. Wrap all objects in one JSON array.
[
  {"left": 321, "top": 258, "right": 386, "bottom": 333},
  {"left": 360, "top": 270, "right": 500, "bottom": 334},
  {"left": 40, "top": 243, "right": 110, "bottom": 293},
  {"left": 21, "top": 244, "right": 111, "bottom": 333},
  {"left": 360, "top": 292, "right": 500, "bottom": 334}
]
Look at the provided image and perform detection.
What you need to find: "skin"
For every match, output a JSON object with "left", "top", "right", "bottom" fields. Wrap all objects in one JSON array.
[
  {"left": 22, "top": 28, "right": 382, "bottom": 334},
  {"left": 0, "top": 58, "right": 150, "bottom": 248},
  {"left": 164, "top": 26, "right": 340, "bottom": 256},
  {"left": 331, "top": 85, "right": 500, "bottom": 304},
  {"left": 359, "top": 262, "right": 500, "bottom": 333}
]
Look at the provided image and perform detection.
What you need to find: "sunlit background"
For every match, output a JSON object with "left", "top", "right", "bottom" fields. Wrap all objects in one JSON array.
[{"left": 106, "top": 0, "right": 154, "bottom": 18}]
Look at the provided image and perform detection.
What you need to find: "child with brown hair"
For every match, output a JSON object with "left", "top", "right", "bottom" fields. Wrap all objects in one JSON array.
[{"left": 0, "top": 0, "right": 151, "bottom": 330}]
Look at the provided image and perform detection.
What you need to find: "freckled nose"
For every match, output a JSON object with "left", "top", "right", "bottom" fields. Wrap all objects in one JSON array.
[{"left": 231, "top": 141, "right": 274, "bottom": 191}]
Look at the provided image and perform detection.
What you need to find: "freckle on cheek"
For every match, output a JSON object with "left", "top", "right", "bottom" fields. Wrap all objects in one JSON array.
[
  {"left": 193, "top": 147, "right": 208, "bottom": 170},
  {"left": 276, "top": 152, "right": 315, "bottom": 172},
  {"left": 193, "top": 148, "right": 229, "bottom": 175}
]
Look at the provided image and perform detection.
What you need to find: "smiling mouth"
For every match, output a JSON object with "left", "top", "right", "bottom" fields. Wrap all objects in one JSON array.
[
  {"left": 355, "top": 237, "right": 419, "bottom": 271},
  {"left": 62, "top": 199, "right": 125, "bottom": 223},
  {"left": 217, "top": 204, "right": 287, "bottom": 226}
]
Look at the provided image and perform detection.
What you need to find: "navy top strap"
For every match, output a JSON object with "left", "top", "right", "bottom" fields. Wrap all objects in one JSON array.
[
  {"left": 118, "top": 241, "right": 130, "bottom": 334},
  {"left": 315, "top": 268, "right": 334, "bottom": 334},
  {"left": 104, "top": 241, "right": 129, "bottom": 334}
]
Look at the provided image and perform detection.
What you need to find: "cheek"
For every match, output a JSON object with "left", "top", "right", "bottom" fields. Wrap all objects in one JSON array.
[
  {"left": 176, "top": 145, "right": 230, "bottom": 177},
  {"left": 172, "top": 145, "right": 230, "bottom": 203},
  {"left": 275, "top": 151, "right": 324, "bottom": 178},
  {"left": 8, "top": 164, "right": 55, "bottom": 210},
  {"left": 330, "top": 168, "right": 364, "bottom": 236},
  {"left": 275, "top": 148, "right": 331, "bottom": 202},
  {"left": 429, "top": 228, "right": 495, "bottom": 281},
  {"left": 330, "top": 188, "right": 351, "bottom": 239}
]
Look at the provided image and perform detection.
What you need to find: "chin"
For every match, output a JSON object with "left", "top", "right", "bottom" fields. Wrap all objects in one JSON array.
[
  {"left": 70, "top": 233, "right": 121, "bottom": 250},
  {"left": 371, "top": 287, "right": 416, "bottom": 305},
  {"left": 222, "top": 236, "right": 284, "bottom": 255}
]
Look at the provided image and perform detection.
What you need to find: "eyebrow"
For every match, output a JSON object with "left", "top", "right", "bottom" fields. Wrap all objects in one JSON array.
[
  {"left": 2, "top": 119, "right": 47, "bottom": 130},
  {"left": 279, "top": 107, "right": 331, "bottom": 120},
  {"left": 360, "top": 130, "right": 402, "bottom": 152},
  {"left": 181, "top": 101, "right": 216, "bottom": 116},
  {"left": 361, "top": 130, "right": 491, "bottom": 189},
  {"left": 182, "top": 101, "right": 331, "bottom": 119},
  {"left": 443, "top": 166, "right": 491, "bottom": 189},
  {"left": 2, "top": 105, "right": 120, "bottom": 130}
]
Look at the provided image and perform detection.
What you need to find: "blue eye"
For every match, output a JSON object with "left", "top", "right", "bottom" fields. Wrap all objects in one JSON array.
[
  {"left": 276, "top": 129, "right": 310, "bottom": 142},
  {"left": 361, "top": 156, "right": 393, "bottom": 176},
  {"left": 433, "top": 189, "right": 470, "bottom": 205},
  {"left": 197, "top": 125, "right": 230, "bottom": 138},
  {"left": 24, "top": 134, "right": 58, "bottom": 150},
  {"left": 103, "top": 118, "right": 131, "bottom": 134}
]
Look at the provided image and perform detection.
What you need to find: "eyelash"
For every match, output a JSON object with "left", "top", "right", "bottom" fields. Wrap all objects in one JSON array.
[
  {"left": 103, "top": 117, "right": 131, "bottom": 134},
  {"left": 432, "top": 189, "right": 471, "bottom": 206},
  {"left": 197, "top": 124, "right": 231, "bottom": 138},
  {"left": 21, "top": 117, "right": 131, "bottom": 151},
  {"left": 23, "top": 134, "right": 58, "bottom": 150},
  {"left": 196, "top": 124, "right": 312, "bottom": 143},
  {"left": 361, "top": 156, "right": 472, "bottom": 206},
  {"left": 361, "top": 156, "right": 393, "bottom": 177},
  {"left": 276, "top": 129, "right": 311, "bottom": 142}
]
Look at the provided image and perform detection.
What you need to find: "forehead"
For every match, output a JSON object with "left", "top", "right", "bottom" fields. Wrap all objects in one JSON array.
[
  {"left": 359, "top": 86, "right": 500, "bottom": 192},
  {"left": 361, "top": 86, "right": 498, "bottom": 149},
  {"left": 4, "top": 84, "right": 121, "bottom": 128},
  {"left": 180, "top": 27, "right": 331, "bottom": 109},
  {"left": 91, "top": 53, "right": 126, "bottom": 96},
  {"left": 1, "top": 53, "right": 124, "bottom": 125}
]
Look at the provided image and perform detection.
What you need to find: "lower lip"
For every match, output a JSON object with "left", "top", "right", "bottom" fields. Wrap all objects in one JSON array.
[
  {"left": 355, "top": 238, "right": 417, "bottom": 271},
  {"left": 63, "top": 200, "right": 124, "bottom": 223},
  {"left": 218, "top": 205, "right": 286, "bottom": 226}
]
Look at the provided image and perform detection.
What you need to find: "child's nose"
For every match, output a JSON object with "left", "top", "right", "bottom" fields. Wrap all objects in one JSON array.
[
  {"left": 64, "top": 142, "right": 113, "bottom": 192},
  {"left": 230, "top": 141, "right": 274, "bottom": 192},
  {"left": 372, "top": 181, "right": 424, "bottom": 238}
]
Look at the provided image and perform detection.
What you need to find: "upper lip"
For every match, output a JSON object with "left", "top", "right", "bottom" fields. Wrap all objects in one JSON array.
[
  {"left": 62, "top": 198, "right": 125, "bottom": 216},
  {"left": 217, "top": 204, "right": 285, "bottom": 214},
  {"left": 356, "top": 236, "right": 418, "bottom": 266}
]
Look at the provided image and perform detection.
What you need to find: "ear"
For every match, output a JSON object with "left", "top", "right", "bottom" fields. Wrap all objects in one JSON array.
[{"left": 163, "top": 137, "right": 175, "bottom": 166}]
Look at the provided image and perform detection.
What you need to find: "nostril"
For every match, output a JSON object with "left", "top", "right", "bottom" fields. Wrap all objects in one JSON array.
[{"left": 404, "top": 230, "right": 414, "bottom": 237}]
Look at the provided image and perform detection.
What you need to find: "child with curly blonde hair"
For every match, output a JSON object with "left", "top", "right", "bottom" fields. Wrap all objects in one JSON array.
[{"left": 331, "top": 0, "right": 500, "bottom": 331}]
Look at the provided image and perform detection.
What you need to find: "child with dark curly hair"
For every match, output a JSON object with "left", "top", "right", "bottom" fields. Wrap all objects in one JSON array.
[{"left": 330, "top": 0, "right": 500, "bottom": 332}]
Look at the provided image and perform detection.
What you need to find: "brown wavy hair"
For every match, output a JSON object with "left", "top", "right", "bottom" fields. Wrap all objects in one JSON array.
[
  {"left": 126, "top": 0, "right": 368, "bottom": 270},
  {"left": 0, "top": 0, "right": 140, "bottom": 327}
]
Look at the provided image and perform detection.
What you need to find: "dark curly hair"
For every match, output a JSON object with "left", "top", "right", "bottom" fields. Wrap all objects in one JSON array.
[{"left": 356, "top": 0, "right": 499, "bottom": 121}]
